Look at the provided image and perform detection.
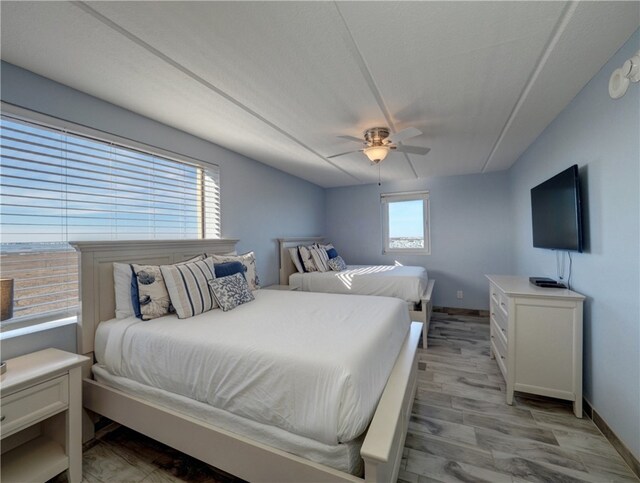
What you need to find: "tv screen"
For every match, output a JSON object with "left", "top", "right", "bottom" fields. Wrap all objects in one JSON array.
[{"left": 531, "top": 165, "right": 583, "bottom": 252}]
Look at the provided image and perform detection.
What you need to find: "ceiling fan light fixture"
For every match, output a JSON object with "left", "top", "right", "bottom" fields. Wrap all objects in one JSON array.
[{"left": 364, "top": 145, "right": 389, "bottom": 164}]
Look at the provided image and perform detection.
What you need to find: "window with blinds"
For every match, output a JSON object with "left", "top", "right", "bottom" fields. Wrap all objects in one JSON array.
[{"left": 0, "top": 114, "right": 220, "bottom": 327}]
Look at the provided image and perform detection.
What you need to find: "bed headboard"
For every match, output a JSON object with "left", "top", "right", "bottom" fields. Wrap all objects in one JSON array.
[
  {"left": 278, "top": 237, "right": 325, "bottom": 285},
  {"left": 71, "top": 239, "right": 239, "bottom": 355}
]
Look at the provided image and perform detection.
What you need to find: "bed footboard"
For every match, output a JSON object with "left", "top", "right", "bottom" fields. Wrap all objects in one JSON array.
[
  {"left": 409, "top": 279, "right": 435, "bottom": 348},
  {"left": 361, "top": 321, "right": 422, "bottom": 482}
]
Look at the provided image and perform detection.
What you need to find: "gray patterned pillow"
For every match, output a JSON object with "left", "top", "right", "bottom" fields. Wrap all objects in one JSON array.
[
  {"left": 327, "top": 256, "right": 347, "bottom": 271},
  {"left": 208, "top": 272, "right": 255, "bottom": 312}
]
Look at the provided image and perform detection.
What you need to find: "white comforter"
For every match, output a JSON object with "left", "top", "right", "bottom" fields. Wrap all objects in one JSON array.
[
  {"left": 95, "top": 290, "right": 410, "bottom": 445},
  {"left": 290, "top": 265, "right": 429, "bottom": 303}
]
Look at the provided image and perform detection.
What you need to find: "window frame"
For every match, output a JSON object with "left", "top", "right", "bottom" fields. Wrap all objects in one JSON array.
[
  {"left": 0, "top": 103, "right": 221, "bottom": 330},
  {"left": 381, "top": 191, "right": 431, "bottom": 256}
]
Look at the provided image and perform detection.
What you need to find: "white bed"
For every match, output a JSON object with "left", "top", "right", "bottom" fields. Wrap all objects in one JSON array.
[
  {"left": 280, "top": 237, "right": 435, "bottom": 347},
  {"left": 73, "top": 239, "right": 422, "bottom": 483},
  {"left": 289, "top": 265, "right": 428, "bottom": 303}
]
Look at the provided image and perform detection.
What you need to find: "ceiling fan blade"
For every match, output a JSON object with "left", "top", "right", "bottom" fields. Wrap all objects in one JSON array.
[
  {"left": 337, "top": 135, "right": 364, "bottom": 143},
  {"left": 393, "top": 145, "right": 431, "bottom": 155},
  {"left": 387, "top": 127, "right": 422, "bottom": 144},
  {"left": 326, "top": 149, "right": 362, "bottom": 159}
]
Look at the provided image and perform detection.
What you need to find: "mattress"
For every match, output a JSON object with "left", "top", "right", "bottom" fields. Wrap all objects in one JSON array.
[
  {"left": 95, "top": 289, "right": 410, "bottom": 446},
  {"left": 289, "top": 265, "right": 429, "bottom": 303},
  {"left": 92, "top": 365, "right": 364, "bottom": 475}
]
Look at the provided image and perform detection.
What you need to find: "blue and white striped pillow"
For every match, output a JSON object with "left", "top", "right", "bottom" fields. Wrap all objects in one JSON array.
[
  {"left": 309, "top": 245, "right": 330, "bottom": 272},
  {"left": 161, "top": 257, "right": 218, "bottom": 319}
]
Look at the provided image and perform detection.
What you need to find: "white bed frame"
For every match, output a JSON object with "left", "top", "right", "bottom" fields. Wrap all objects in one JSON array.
[
  {"left": 278, "top": 237, "right": 434, "bottom": 347},
  {"left": 72, "top": 239, "right": 421, "bottom": 483}
]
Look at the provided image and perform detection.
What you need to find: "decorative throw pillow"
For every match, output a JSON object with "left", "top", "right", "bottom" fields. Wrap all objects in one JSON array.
[
  {"left": 207, "top": 252, "right": 260, "bottom": 290},
  {"left": 327, "top": 256, "right": 347, "bottom": 271},
  {"left": 161, "top": 257, "right": 218, "bottom": 319},
  {"left": 214, "top": 261, "right": 246, "bottom": 278},
  {"left": 309, "top": 245, "right": 330, "bottom": 272},
  {"left": 128, "top": 255, "right": 205, "bottom": 320},
  {"left": 297, "top": 245, "right": 317, "bottom": 272},
  {"left": 208, "top": 272, "right": 255, "bottom": 312},
  {"left": 288, "top": 247, "right": 305, "bottom": 274},
  {"left": 323, "top": 244, "right": 339, "bottom": 260},
  {"left": 131, "top": 264, "right": 173, "bottom": 320}
]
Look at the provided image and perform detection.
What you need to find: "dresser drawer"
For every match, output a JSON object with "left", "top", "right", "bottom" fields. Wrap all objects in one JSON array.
[
  {"left": 1, "top": 375, "right": 69, "bottom": 438},
  {"left": 491, "top": 328, "right": 508, "bottom": 381},
  {"left": 490, "top": 283, "right": 509, "bottom": 317},
  {"left": 491, "top": 304, "right": 508, "bottom": 337}
]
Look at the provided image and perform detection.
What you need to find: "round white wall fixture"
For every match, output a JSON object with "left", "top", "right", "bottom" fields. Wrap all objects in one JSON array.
[
  {"left": 609, "top": 50, "right": 640, "bottom": 99},
  {"left": 609, "top": 68, "right": 630, "bottom": 99}
]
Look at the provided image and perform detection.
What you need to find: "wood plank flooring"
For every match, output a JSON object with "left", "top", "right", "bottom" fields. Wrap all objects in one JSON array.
[
  {"left": 400, "top": 311, "right": 639, "bottom": 483},
  {"left": 50, "top": 311, "right": 638, "bottom": 483}
]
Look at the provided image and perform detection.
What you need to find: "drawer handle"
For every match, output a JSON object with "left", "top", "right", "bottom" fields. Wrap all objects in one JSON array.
[
  {"left": 501, "top": 327, "right": 506, "bottom": 333},
  {"left": 1, "top": 415, "right": 5, "bottom": 422},
  {"left": 500, "top": 355, "right": 505, "bottom": 360}
]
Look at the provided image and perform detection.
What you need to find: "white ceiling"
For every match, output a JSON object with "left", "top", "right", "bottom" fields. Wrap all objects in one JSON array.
[{"left": 1, "top": 1, "right": 638, "bottom": 188}]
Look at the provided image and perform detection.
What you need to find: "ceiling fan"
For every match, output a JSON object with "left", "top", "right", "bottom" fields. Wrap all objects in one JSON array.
[{"left": 328, "top": 127, "right": 430, "bottom": 164}]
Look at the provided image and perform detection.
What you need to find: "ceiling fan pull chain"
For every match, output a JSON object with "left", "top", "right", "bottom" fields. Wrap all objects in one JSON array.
[{"left": 378, "top": 163, "right": 381, "bottom": 186}]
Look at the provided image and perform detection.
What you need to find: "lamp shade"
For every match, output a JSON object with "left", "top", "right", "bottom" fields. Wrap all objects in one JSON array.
[
  {"left": 1, "top": 278, "right": 14, "bottom": 321},
  {"left": 364, "top": 146, "right": 390, "bottom": 164}
]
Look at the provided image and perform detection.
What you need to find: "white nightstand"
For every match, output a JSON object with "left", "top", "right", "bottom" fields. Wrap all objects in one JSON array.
[
  {"left": 0, "top": 348, "right": 89, "bottom": 483},
  {"left": 263, "top": 284, "right": 298, "bottom": 291}
]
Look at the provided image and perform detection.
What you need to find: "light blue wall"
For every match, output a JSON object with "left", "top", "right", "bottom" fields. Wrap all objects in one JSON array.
[
  {"left": 325, "top": 172, "right": 512, "bottom": 310},
  {"left": 1, "top": 62, "right": 325, "bottom": 356},
  {"left": 509, "top": 30, "right": 640, "bottom": 458}
]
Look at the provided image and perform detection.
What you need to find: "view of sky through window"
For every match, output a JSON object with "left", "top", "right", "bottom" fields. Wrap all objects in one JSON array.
[{"left": 389, "top": 200, "right": 424, "bottom": 238}]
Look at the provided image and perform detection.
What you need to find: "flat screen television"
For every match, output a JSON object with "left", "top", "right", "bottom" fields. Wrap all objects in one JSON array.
[{"left": 531, "top": 165, "right": 583, "bottom": 252}]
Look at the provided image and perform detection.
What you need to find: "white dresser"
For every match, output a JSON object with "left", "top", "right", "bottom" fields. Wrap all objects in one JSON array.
[
  {"left": 486, "top": 275, "right": 585, "bottom": 417},
  {"left": 1, "top": 349, "right": 89, "bottom": 483}
]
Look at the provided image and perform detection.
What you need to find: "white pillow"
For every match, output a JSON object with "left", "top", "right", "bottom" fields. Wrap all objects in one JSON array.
[
  {"left": 309, "top": 245, "right": 330, "bottom": 272},
  {"left": 113, "top": 263, "right": 135, "bottom": 319},
  {"left": 288, "top": 247, "right": 305, "bottom": 274}
]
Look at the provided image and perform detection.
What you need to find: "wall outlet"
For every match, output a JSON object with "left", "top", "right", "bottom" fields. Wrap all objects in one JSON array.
[{"left": 457, "top": 290, "right": 464, "bottom": 299}]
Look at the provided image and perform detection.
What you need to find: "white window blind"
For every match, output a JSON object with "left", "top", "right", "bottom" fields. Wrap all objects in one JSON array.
[{"left": 0, "top": 114, "right": 220, "bottom": 325}]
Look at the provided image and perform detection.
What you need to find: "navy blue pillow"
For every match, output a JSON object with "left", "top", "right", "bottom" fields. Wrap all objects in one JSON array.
[
  {"left": 214, "top": 261, "right": 246, "bottom": 279},
  {"left": 326, "top": 247, "right": 339, "bottom": 259},
  {"left": 130, "top": 265, "right": 142, "bottom": 319}
]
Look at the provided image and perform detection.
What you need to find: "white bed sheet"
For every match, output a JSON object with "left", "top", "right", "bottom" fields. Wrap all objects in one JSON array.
[
  {"left": 92, "top": 365, "right": 364, "bottom": 475},
  {"left": 95, "top": 290, "right": 410, "bottom": 446},
  {"left": 289, "top": 265, "right": 429, "bottom": 303}
]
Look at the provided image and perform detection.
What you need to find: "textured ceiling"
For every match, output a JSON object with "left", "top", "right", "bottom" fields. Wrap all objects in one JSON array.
[{"left": 1, "top": 1, "right": 638, "bottom": 187}]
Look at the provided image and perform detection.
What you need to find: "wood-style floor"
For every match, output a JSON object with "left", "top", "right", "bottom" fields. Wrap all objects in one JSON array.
[
  {"left": 53, "top": 311, "right": 638, "bottom": 483},
  {"left": 400, "top": 311, "right": 639, "bottom": 483}
]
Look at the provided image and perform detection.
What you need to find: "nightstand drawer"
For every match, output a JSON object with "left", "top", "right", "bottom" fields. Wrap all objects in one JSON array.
[{"left": 1, "top": 375, "right": 69, "bottom": 437}]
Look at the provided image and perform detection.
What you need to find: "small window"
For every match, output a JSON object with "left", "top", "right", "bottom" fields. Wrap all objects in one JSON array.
[{"left": 381, "top": 191, "right": 430, "bottom": 255}]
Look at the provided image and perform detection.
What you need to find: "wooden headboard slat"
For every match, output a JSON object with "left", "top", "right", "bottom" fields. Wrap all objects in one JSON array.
[{"left": 71, "top": 239, "right": 239, "bottom": 355}]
